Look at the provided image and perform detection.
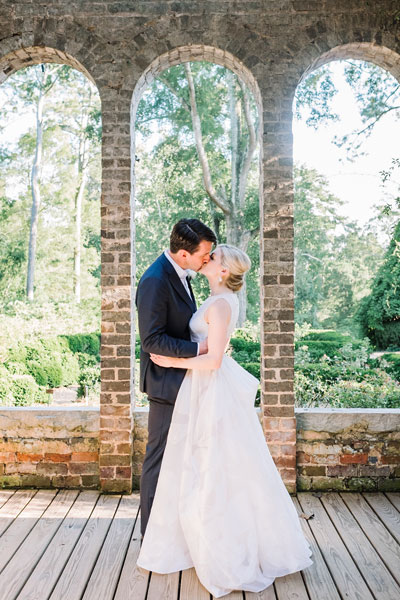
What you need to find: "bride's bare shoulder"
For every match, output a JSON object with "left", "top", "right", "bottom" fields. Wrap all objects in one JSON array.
[{"left": 204, "top": 296, "right": 232, "bottom": 324}]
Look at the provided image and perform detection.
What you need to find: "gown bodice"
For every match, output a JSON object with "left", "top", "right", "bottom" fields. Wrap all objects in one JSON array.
[{"left": 189, "top": 292, "right": 239, "bottom": 343}]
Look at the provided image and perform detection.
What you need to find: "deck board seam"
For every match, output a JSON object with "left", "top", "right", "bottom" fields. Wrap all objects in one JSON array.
[
  {"left": 338, "top": 492, "right": 400, "bottom": 596},
  {"left": 43, "top": 491, "right": 102, "bottom": 600},
  {"left": 297, "top": 494, "right": 345, "bottom": 600},
  {"left": 79, "top": 494, "right": 123, "bottom": 600},
  {"left": 0, "top": 488, "right": 39, "bottom": 539},
  {"left": 362, "top": 492, "right": 400, "bottom": 545},
  {"left": 0, "top": 489, "right": 57, "bottom": 576},
  {"left": 111, "top": 496, "right": 141, "bottom": 600},
  {"left": 322, "top": 493, "right": 383, "bottom": 600}
]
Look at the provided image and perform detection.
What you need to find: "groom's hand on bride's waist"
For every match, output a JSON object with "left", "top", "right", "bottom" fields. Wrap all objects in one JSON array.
[
  {"left": 199, "top": 339, "right": 208, "bottom": 355},
  {"left": 150, "top": 354, "right": 180, "bottom": 368}
]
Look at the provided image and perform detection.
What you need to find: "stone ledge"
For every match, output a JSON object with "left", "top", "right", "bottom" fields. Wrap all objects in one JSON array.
[
  {"left": 296, "top": 408, "right": 400, "bottom": 433},
  {"left": 0, "top": 407, "right": 100, "bottom": 439}
]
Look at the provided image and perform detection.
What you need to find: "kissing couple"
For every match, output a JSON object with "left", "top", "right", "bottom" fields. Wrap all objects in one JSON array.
[{"left": 135, "top": 218, "right": 313, "bottom": 598}]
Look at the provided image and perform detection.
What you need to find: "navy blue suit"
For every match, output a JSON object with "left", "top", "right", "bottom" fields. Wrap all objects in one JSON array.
[
  {"left": 136, "top": 252, "right": 198, "bottom": 405},
  {"left": 135, "top": 252, "right": 198, "bottom": 537}
]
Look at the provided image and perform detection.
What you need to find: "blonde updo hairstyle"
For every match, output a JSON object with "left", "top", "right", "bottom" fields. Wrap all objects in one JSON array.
[{"left": 217, "top": 244, "right": 251, "bottom": 292}]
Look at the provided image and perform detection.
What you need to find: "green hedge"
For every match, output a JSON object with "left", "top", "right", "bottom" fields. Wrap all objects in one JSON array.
[
  {"left": 0, "top": 366, "right": 49, "bottom": 406},
  {"left": 379, "top": 353, "right": 400, "bottom": 382},
  {"left": 7, "top": 337, "right": 80, "bottom": 388},
  {"left": 60, "top": 332, "right": 100, "bottom": 359},
  {"left": 300, "top": 330, "right": 352, "bottom": 343},
  {"left": 295, "top": 339, "right": 365, "bottom": 361}
]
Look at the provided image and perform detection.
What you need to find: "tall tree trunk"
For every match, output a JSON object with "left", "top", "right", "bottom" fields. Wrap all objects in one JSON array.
[
  {"left": 73, "top": 169, "right": 87, "bottom": 303},
  {"left": 183, "top": 63, "right": 259, "bottom": 326},
  {"left": 73, "top": 91, "right": 90, "bottom": 303},
  {"left": 26, "top": 68, "right": 45, "bottom": 301}
]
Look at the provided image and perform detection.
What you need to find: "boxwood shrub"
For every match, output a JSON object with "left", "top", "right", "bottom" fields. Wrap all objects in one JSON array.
[{"left": 0, "top": 366, "right": 49, "bottom": 406}]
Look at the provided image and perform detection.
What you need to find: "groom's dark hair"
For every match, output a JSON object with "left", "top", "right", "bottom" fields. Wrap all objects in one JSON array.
[{"left": 170, "top": 219, "right": 217, "bottom": 254}]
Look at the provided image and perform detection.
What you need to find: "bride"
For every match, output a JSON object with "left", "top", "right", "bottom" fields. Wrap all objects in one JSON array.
[{"left": 136, "top": 243, "right": 313, "bottom": 598}]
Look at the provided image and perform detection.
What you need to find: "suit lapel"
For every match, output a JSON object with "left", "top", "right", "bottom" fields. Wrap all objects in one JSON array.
[{"left": 160, "top": 253, "right": 196, "bottom": 311}]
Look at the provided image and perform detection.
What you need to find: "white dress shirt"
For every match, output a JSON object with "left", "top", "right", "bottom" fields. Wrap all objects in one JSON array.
[
  {"left": 164, "top": 250, "right": 200, "bottom": 356},
  {"left": 164, "top": 250, "right": 192, "bottom": 298}
]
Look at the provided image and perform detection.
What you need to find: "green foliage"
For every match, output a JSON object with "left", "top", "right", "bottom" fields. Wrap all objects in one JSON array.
[
  {"left": 0, "top": 366, "right": 48, "bottom": 406},
  {"left": 300, "top": 330, "right": 352, "bottom": 342},
  {"left": 295, "top": 369, "right": 400, "bottom": 408},
  {"left": 356, "top": 220, "right": 400, "bottom": 348},
  {"left": 7, "top": 336, "right": 80, "bottom": 388},
  {"left": 76, "top": 352, "right": 98, "bottom": 370},
  {"left": 295, "top": 333, "right": 400, "bottom": 408},
  {"left": 229, "top": 329, "right": 261, "bottom": 403},
  {"left": 135, "top": 61, "right": 260, "bottom": 322},
  {"left": 376, "top": 353, "right": 400, "bottom": 382},
  {"left": 294, "top": 65, "right": 339, "bottom": 127},
  {"left": 295, "top": 338, "right": 365, "bottom": 361},
  {"left": 61, "top": 332, "right": 100, "bottom": 358},
  {"left": 78, "top": 365, "right": 100, "bottom": 398},
  {"left": 295, "top": 60, "right": 400, "bottom": 161},
  {"left": 230, "top": 330, "right": 260, "bottom": 362},
  {"left": 0, "top": 64, "right": 101, "bottom": 304},
  {"left": 294, "top": 165, "right": 385, "bottom": 331}
]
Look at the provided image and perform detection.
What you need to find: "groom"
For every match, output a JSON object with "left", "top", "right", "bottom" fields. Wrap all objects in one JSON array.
[{"left": 135, "top": 218, "right": 217, "bottom": 542}]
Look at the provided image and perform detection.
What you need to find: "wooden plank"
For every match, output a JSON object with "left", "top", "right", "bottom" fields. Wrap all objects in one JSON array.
[
  {"left": 49, "top": 493, "right": 121, "bottom": 600},
  {"left": 113, "top": 501, "right": 150, "bottom": 600},
  {"left": 82, "top": 494, "right": 139, "bottom": 600},
  {"left": 0, "top": 489, "right": 57, "bottom": 571},
  {"left": 297, "top": 492, "right": 374, "bottom": 600},
  {"left": 321, "top": 492, "right": 400, "bottom": 600},
  {"left": 216, "top": 591, "right": 243, "bottom": 599},
  {"left": 386, "top": 493, "right": 400, "bottom": 513},
  {"left": 246, "top": 584, "right": 276, "bottom": 599},
  {"left": 17, "top": 490, "right": 100, "bottom": 600},
  {"left": 340, "top": 492, "right": 400, "bottom": 587},
  {"left": 0, "top": 489, "right": 78, "bottom": 600},
  {"left": 0, "top": 489, "right": 15, "bottom": 509},
  {"left": 0, "top": 489, "right": 38, "bottom": 536},
  {"left": 146, "top": 570, "right": 180, "bottom": 599},
  {"left": 363, "top": 492, "right": 400, "bottom": 545},
  {"left": 292, "top": 496, "right": 340, "bottom": 600},
  {"left": 180, "top": 567, "right": 211, "bottom": 600},
  {"left": 274, "top": 572, "right": 308, "bottom": 600}
]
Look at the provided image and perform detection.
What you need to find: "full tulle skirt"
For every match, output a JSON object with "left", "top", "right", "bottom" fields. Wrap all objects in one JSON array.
[{"left": 136, "top": 355, "right": 313, "bottom": 598}]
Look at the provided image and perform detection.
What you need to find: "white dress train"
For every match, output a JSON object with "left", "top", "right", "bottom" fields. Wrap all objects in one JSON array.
[{"left": 136, "top": 292, "right": 313, "bottom": 598}]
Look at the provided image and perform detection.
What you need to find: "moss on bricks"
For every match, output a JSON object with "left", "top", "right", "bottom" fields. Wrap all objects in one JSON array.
[{"left": 347, "top": 477, "right": 377, "bottom": 492}]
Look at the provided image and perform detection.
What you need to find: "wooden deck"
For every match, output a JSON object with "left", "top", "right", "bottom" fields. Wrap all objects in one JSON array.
[{"left": 0, "top": 489, "right": 399, "bottom": 600}]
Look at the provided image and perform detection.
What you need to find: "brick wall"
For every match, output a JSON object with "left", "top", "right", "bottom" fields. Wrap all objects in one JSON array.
[
  {"left": 133, "top": 407, "right": 400, "bottom": 492},
  {"left": 297, "top": 408, "right": 400, "bottom": 492},
  {"left": 0, "top": 408, "right": 99, "bottom": 489},
  {"left": 1, "top": 406, "right": 399, "bottom": 493},
  {"left": 0, "top": 0, "right": 399, "bottom": 492}
]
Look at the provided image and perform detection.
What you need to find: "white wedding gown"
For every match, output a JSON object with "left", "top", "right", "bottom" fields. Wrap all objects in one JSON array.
[{"left": 136, "top": 292, "right": 313, "bottom": 597}]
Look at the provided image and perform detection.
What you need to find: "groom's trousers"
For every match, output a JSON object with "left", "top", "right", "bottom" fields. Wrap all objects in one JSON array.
[{"left": 140, "top": 398, "right": 174, "bottom": 537}]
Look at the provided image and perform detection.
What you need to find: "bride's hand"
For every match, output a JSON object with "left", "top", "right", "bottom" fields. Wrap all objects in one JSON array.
[{"left": 150, "top": 354, "right": 180, "bottom": 368}]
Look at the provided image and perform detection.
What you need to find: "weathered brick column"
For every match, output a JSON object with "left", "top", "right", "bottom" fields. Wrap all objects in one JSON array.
[
  {"left": 260, "top": 91, "right": 297, "bottom": 493},
  {"left": 99, "top": 88, "right": 133, "bottom": 493}
]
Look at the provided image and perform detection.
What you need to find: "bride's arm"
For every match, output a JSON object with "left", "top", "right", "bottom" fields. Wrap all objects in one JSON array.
[{"left": 150, "top": 299, "right": 231, "bottom": 370}]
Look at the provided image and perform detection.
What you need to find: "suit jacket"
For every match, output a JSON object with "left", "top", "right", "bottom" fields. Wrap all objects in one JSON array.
[{"left": 135, "top": 253, "right": 198, "bottom": 404}]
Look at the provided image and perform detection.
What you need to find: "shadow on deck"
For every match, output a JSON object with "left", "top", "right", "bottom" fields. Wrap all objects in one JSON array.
[{"left": 0, "top": 488, "right": 399, "bottom": 599}]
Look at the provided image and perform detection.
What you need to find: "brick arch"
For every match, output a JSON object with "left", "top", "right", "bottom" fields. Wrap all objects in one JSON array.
[
  {"left": 131, "top": 45, "right": 262, "bottom": 116},
  {"left": 0, "top": 46, "right": 95, "bottom": 85},
  {"left": 300, "top": 42, "right": 400, "bottom": 84}
]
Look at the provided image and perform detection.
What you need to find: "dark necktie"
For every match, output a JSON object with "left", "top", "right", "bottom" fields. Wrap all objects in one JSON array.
[{"left": 186, "top": 276, "right": 196, "bottom": 305}]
